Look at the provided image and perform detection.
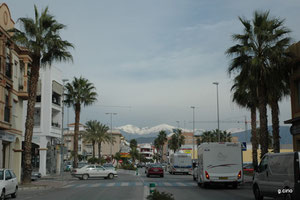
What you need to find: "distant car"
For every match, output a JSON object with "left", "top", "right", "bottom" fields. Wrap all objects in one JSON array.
[
  {"left": 71, "top": 165, "right": 118, "bottom": 180},
  {"left": 0, "top": 169, "right": 18, "bottom": 199},
  {"left": 147, "top": 164, "right": 164, "bottom": 178},
  {"left": 31, "top": 171, "right": 42, "bottom": 181},
  {"left": 102, "top": 163, "right": 115, "bottom": 171},
  {"left": 243, "top": 163, "right": 254, "bottom": 173}
]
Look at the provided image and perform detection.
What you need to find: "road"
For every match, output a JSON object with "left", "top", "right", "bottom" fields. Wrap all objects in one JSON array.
[{"left": 14, "top": 168, "right": 258, "bottom": 200}]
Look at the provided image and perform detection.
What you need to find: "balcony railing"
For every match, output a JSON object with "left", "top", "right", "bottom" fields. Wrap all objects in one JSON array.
[
  {"left": 4, "top": 106, "right": 10, "bottom": 123},
  {"left": 52, "top": 122, "right": 61, "bottom": 128}
]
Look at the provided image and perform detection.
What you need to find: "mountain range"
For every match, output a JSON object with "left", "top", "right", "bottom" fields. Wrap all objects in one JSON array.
[{"left": 116, "top": 124, "right": 293, "bottom": 145}]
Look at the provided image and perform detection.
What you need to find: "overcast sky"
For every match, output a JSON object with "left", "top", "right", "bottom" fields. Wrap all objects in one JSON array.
[{"left": 5, "top": 0, "right": 300, "bottom": 130}]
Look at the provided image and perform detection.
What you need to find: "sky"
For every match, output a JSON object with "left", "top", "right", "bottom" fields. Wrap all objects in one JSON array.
[{"left": 4, "top": 0, "right": 300, "bottom": 131}]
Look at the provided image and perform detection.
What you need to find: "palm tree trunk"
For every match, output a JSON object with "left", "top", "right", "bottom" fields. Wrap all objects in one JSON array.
[
  {"left": 23, "top": 57, "right": 40, "bottom": 184},
  {"left": 258, "top": 85, "right": 268, "bottom": 158},
  {"left": 98, "top": 142, "right": 102, "bottom": 162},
  {"left": 92, "top": 140, "right": 95, "bottom": 158},
  {"left": 271, "top": 99, "right": 280, "bottom": 153},
  {"left": 73, "top": 103, "right": 81, "bottom": 168},
  {"left": 250, "top": 107, "right": 258, "bottom": 168}
]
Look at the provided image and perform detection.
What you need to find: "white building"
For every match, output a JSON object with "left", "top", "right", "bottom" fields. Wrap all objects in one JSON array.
[
  {"left": 137, "top": 143, "right": 156, "bottom": 161},
  {"left": 23, "top": 66, "right": 63, "bottom": 176}
]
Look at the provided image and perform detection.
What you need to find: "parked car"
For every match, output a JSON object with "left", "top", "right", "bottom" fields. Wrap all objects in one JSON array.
[
  {"left": 0, "top": 169, "right": 18, "bottom": 199},
  {"left": 71, "top": 165, "right": 118, "bottom": 180},
  {"left": 253, "top": 152, "right": 300, "bottom": 200},
  {"left": 243, "top": 163, "right": 254, "bottom": 173},
  {"left": 147, "top": 164, "right": 164, "bottom": 178},
  {"left": 31, "top": 171, "right": 42, "bottom": 181},
  {"left": 102, "top": 163, "right": 115, "bottom": 171}
]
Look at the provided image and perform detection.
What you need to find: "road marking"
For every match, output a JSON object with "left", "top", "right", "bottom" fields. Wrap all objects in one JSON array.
[
  {"left": 77, "top": 184, "right": 88, "bottom": 188},
  {"left": 163, "top": 182, "right": 172, "bottom": 186},
  {"left": 106, "top": 183, "right": 115, "bottom": 187},
  {"left": 143, "top": 186, "right": 149, "bottom": 200},
  {"left": 62, "top": 184, "right": 74, "bottom": 188},
  {"left": 135, "top": 182, "right": 143, "bottom": 186},
  {"left": 176, "top": 182, "right": 186, "bottom": 186},
  {"left": 90, "top": 183, "right": 102, "bottom": 187},
  {"left": 121, "top": 182, "right": 129, "bottom": 186}
]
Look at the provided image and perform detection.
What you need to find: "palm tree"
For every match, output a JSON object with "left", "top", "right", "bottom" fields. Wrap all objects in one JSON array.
[
  {"left": 95, "top": 123, "right": 111, "bottom": 161},
  {"left": 230, "top": 75, "right": 259, "bottom": 167},
  {"left": 129, "top": 147, "right": 139, "bottom": 163},
  {"left": 154, "top": 130, "right": 167, "bottom": 162},
  {"left": 201, "top": 131, "right": 214, "bottom": 143},
  {"left": 64, "top": 77, "right": 97, "bottom": 168},
  {"left": 10, "top": 6, "right": 73, "bottom": 183},
  {"left": 83, "top": 120, "right": 99, "bottom": 158},
  {"left": 130, "top": 139, "right": 138, "bottom": 150},
  {"left": 168, "top": 129, "right": 185, "bottom": 153},
  {"left": 227, "top": 11, "right": 290, "bottom": 157}
]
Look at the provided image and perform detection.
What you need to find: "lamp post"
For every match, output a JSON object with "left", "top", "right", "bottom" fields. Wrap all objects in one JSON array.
[
  {"left": 191, "top": 106, "right": 195, "bottom": 160},
  {"left": 106, "top": 113, "right": 117, "bottom": 157},
  {"left": 213, "top": 82, "right": 220, "bottom": 142},
  {"left": 61, "top": 79, "right": 68, "bottom": 178}
]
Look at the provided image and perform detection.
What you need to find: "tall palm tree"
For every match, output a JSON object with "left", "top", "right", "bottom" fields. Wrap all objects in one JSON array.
[
  {"left": 230, "top": 75, "right": 259, "bottom": 167},
  {"left": 10, "top": 6, "right": 73, "bottom": 183},
  {"left": 95, "top": 123, "right": 111, "bottom": 161},
  {"left": 83, "top": 120, "right": 99, "bottom": 158},
  {"left": 168, "top": 129, "right": 185, "bottom": 153},
  {"left": 156, "top": 130, "right": 167, "bottom": 162},
  {"left": 227, "top": 11, "right": 290, "bottom": 157},
  {"left": 201, "top": 131, "right": 214, "bottom": 143},
  {"left": 64, "top": 77, "right": 97, "bottom": 168}
]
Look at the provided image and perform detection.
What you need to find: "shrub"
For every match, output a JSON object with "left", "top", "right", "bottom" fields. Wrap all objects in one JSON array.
[
  {"left": 88, "top": 157, "right": 98, "bottom": 164},
  {"left": 121, "top": 163, "right": 136, "bottom": 170},
  {"left": 147, "top": 190, "right": 174, "bottom": 200}
]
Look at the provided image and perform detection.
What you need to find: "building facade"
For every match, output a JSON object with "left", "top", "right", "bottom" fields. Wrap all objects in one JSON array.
[
  {"left": 285, "top": 41, "right": 300, "bottom": 151},
  {"left": 23, "top": 66, "right": 63, "bottom": 176},
  {"left": 0, "top": 3, "right": 31, "bottom": 182},
  {"left": 137, "top": 143, "right": 156, "bottom": 161}
]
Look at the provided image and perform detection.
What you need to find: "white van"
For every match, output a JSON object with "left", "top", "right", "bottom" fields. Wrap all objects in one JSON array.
[
  {"left": 197, "top": 142, "right": 243, "bottom": 188},
  {"left": 253, "top": 152, "right": 300, "bottom": 200},
  {"left": 168, "top": 153, "right": 192, "bottom": 174}
]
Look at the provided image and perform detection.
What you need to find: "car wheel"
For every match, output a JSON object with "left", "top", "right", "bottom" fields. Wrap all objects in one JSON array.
[
  {"left": 253, "top": 185, "right": 264, "bottom": 200},
  {"left": 0, "top": 189, "right": 5, "bottom": 200},
  {"left": 232, "top": 183, "right": 238, "bottom": 189},
  {"left": 11, "top": 186, "right": 17, "bottom": 198},
  {"left": 82, "top": 174, "right": 89, "bottom": 180},
  {"left": 108, "top": 173, "right": 114, "bottom": 179},
  {"left": 203, "top": 183, "right": 209, "bottom": 188},
  {"left": 284, "top": 191, "right": 293, "bottom": 200}
]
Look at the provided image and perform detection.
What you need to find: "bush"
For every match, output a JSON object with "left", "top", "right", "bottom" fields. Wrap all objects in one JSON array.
[
  {"left": 147, "top": 190, "right": 174, "bottom": 200},
  {"left": 88, "top": 157, "right": 98, "bottom": 164},
  {"left": 121, "top": 163, "right": 136, "bottom": 170}
]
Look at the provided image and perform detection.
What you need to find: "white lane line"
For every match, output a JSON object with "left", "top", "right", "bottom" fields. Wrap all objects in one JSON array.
[
  {"left": 77, "top": 184, "right": 88, "bottom": 188},
  {"left": 121, "top": 182, "right": 129, "bottom": 186},
  {"left": 62, "top": 184, "right": 74, "bottom": 188},
  {"left": 135, "top": 182, "right": 143, "bottom": 186},
  {"left": 143, "top": 186, "right": 149, "bottom": 200},
  {"left": 163, "top": 182, "right": 172, "bottom": 186},
  {"left": 176, "top": 182, "right": 186, "bottom": 186},
  {"left": 90, "top": 183, "right": 101, "bottom": 187},
  {"left": 106, "top": 183, "right": 115, "bottom": 187}
]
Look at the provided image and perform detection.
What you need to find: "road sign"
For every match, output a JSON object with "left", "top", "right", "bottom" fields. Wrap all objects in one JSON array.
[{"left": 242, "top": 142, "right": 247, "bottom": 151}]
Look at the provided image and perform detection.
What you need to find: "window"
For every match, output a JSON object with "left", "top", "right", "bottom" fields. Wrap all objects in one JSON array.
[
  {"left": 5, "top": 170, "right": 12, "bottom": 180},
  {"left": 258, "top": 156, "right": 268, "bottom": 172},
  {"left": 0, "top": 171, "right": 3, "bottom": 180},
  {"left": 87, "top": 165, "right": 95, "bottom": 169}
]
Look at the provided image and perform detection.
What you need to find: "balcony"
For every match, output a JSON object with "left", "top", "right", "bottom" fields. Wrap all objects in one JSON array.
[
  {"left": 17, "top": 77, "right": 29, "bottom": 100},
  {"left": 51, "top": 122, "right": 61, "bottom": 128},
  {"left": 4, "top": 106, "right": 10, "bottom": 123}
]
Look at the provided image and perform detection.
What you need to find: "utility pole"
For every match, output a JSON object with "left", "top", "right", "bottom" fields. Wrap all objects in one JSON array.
[
  {"left": 191, "top": 106, "right": 195, "bottom": 160},
  {"left": 213, "top": 82, "right": 220, "bottom": 142},
  {"left": 106, "top": 113, "right": 117, "bottom": 157}
]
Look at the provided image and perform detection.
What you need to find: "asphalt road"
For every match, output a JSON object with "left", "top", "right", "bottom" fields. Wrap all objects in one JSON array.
[{"left": 14, "top": 168, "right": 260, "bottom": 200}]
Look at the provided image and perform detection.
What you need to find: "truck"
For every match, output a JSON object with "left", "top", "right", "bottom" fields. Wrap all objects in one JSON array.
[
  {"left": 168, "top": 153, "right": 192, "bottom": 175},
  {"left": 197, "top": 142, "right": 243, "bottom": 188}
]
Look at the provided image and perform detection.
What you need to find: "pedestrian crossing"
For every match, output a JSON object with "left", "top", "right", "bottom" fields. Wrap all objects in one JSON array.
[{"left": 62, "top": 181, "right": 197, "bottom": 189}]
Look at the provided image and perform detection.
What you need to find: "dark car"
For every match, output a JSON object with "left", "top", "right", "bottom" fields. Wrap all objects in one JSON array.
[
  {"left": 147, "top": 164, "right": 164, "bottom": 178},
  {"left": 243, "top": 163, "right": 254, "bottom": 172}
]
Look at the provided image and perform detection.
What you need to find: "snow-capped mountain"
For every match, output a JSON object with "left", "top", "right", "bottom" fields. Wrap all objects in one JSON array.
[{"left": 117, "top": 124, "right": 176, "bottom": 135}]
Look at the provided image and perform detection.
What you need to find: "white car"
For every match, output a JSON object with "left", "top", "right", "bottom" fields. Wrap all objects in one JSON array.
[
  {"left": 0, "top": 169, "right": 18, "bottom": 200},
  {"left": 71, "top": 165, "right": 118, "bottom": 180}
]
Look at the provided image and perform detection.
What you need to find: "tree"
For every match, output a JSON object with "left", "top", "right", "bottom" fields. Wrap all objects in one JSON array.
[
  {"left": 168, "top": 129, "right": 185, "bottom": 153},
  {"left": 154, "top": 130, "right": 168, "bottom": 162},
  {"left": 201, "top": 131, "right": 214, "bottom": 143},
  {"left": 95, "top": 123, "right": 111, "bottom": 161},
  {"left": 227, "top": 11, "right": 290, "bottom": 158},
  {"left": 64, "top": 77, "right": 97, "bottom": 168},
  {"left": 83, "top": 120, "right": 99, "bottom": 158},
  {"left": 130, "top": 139, "right": 138, "bottom": 150},
  {"left": 10, "top": 6, "right": 74, "bottom": 183},
  {"left": 130, "top": 147, "right": 139, "bottom": 163}
]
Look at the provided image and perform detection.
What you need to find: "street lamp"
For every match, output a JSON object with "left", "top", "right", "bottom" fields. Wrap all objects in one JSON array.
[
  {"left": 213, "top": 82, "right": 220, "bottom": 142},
  {"left": 61, "top": 79, "right": 68, "bottom": 177},
  {"left": 191, "top": 106, "right": 195, "bottom": 160},
  {"left": 106, "top": 113, "right": 117, "bottom": 157}
]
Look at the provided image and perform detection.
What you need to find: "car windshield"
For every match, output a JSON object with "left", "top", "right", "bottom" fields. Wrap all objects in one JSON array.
[{"left": 150, "top": 164, "right": 162, "bottom": 168}]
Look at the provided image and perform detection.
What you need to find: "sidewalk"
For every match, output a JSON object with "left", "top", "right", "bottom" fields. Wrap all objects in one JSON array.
[{"left": 19, "top": 172, "right": 75, "bottom": 191}]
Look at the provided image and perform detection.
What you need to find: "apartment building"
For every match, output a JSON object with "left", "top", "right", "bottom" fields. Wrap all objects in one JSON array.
[
  {"left": 0, "top": 3, "right": 31, "bottom": 182},
  {"left": 23, "top": 66, "right": 63, "bottom": 176},
  {"left": 137, "top": 143, "right": 156, "bottom": 161}
]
